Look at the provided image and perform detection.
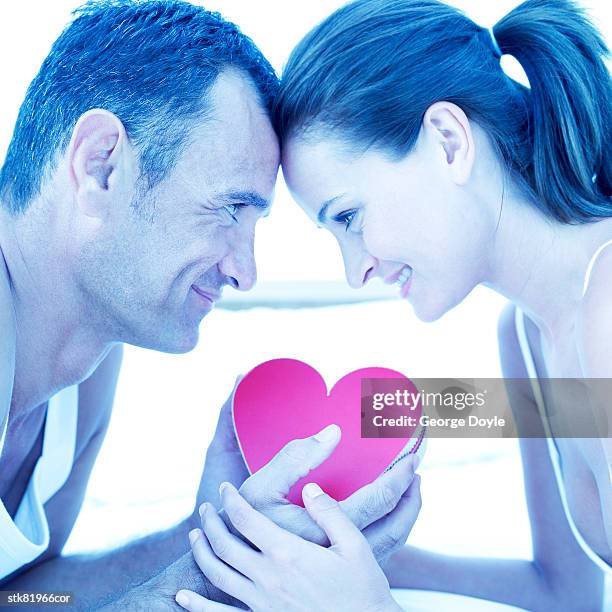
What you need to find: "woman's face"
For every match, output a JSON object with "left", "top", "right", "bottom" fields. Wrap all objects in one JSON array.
[{"left": 282, "top": 122, "right": 496, "bottom": 322}]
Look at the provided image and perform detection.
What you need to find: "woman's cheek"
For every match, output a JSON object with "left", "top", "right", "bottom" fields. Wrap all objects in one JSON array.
[{"left": 362, "top": 222, "right": 404, "bottom": 262}]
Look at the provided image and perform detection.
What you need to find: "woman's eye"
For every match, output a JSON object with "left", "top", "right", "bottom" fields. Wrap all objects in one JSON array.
[
  {"left": 224, "top": 203, "right": 246, "bottom": 222},
  {"left": 333, "top": 209, "right": 360, "bottom": 232}
]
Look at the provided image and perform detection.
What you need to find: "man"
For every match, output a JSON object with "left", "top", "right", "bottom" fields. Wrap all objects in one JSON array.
[{"left": 0, "top": 1, "right": 420, "bottom": 609}]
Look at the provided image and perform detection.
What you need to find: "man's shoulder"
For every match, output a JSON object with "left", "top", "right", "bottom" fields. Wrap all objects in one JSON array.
[{"left": 0, "top": 258, "right": 16, "bottom": 422}]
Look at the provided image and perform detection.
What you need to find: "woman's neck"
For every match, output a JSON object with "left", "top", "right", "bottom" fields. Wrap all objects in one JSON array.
[{"left": 484, "top": 190, "right": 612, "bottom": 343}]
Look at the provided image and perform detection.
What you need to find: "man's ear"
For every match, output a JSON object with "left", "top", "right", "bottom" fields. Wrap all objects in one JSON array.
[
  {"left": 68, "top": 109, "right": 131, "bottom": 218},
  {"left": 422, "top": 101, "right": 475, "bottom": 186}
]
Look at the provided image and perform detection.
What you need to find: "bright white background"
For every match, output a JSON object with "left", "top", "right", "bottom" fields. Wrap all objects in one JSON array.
[{"left": 1, "top": 2, "right": 610, "bottom": 610}]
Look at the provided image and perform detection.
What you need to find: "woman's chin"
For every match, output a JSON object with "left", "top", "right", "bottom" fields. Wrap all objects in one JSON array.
[{"left": 410, "top": 294, "right": 452, "bottom": 323}]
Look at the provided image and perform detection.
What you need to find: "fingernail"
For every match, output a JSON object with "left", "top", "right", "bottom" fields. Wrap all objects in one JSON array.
[
  {"left": 412, "top": 453, "right": 422, "bottom": 470},
  {"left": 199, "top": 503, "right": 208, "bottom": 522},
  {"left": 314, "top": 423, "right": 339, "bottom": 443},
  {"left": 175, "top": 591, "right": 190, "bottom": 607},
  {"left": 303, "top": 482, "right": 325, "bottom": 499},
  {"left": 219, "top": 481, "right": 231, "bottom": 497},
  {"left": 188, "top": 528, "right": 200, "bottom": 545}
]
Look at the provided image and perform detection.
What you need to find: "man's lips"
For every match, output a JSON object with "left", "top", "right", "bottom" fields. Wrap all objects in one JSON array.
[{"left": 191, "top": 285, "right": 221, "bottom": 304}]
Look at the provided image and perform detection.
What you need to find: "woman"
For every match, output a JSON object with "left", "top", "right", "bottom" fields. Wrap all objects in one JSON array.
[{"left": 178, "top": 0, "right": 611, "bottom": 609}]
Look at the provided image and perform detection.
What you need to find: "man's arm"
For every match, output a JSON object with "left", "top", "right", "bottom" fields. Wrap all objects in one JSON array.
[
  {"left": 1, "top": 345, "right": 215, "bottom": 610},
  {"left": 384, "top": 304, "right": 604, "bottom": 612},
  {"left": 3, "top": 349, "right": 422, "bottom": 610},
  {"left": 4, "top": 511, "right": 201, "bottom": 611}
]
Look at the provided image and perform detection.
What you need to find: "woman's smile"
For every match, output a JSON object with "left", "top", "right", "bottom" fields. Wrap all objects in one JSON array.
[{"left": 384, "top": 265, "right": 414, "bottom": 299}]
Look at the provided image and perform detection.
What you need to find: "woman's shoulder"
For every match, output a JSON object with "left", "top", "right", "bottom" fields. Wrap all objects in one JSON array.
[
  {"left": 577, "top": 241, "right": 612, "bottom": 377},
  {"left": 575, "top": 245, "right": 612, "bottom": 507}
]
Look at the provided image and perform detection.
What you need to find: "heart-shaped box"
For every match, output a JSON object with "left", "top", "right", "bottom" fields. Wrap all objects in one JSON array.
[{"left": 233, "top": 359, "right": 426, "bottom": 504}]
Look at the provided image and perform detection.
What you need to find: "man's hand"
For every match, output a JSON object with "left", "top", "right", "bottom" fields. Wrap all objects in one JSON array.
[
  {"left": 195, "top": 377, "right": 249, "bottom": 511},
  {"left": 223, "top": 424, "right": 421, "bottom": 566}
]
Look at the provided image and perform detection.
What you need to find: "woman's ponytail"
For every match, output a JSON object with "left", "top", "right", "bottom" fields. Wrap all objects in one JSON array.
[
  {"left": 275, "top": 0, "right": 611, "bottom": 224},
  {"left": 494, "top": 0, "right": 611, "bottom": 222}
]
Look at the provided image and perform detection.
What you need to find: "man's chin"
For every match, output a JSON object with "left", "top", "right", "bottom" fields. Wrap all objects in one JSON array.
[
  {"left": 160, "top": 329, "right": 201, "bottom": 354},
  {"left": 131, "top": 324, "right": 201, "bottom": 354}
]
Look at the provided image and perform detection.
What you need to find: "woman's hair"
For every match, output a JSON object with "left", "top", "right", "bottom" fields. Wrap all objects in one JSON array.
[{"left": 274, "top": 0, "right": 611, "bottom": 224}]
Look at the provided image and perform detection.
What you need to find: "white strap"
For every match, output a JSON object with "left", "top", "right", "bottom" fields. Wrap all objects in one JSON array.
[
  {"left": 36, "top": 385, "right": 78, "bottom": 504},
  {"left": 0, "top": 415, "right": 7, "bottom": 460},
  {"left": 0, "top": 385, "right": 78, "bottom": 579},
  {"left": 514, "top": 308, "right": 611, "bottom": 573},
  {"left": 582, "top": 238, "right": 612, "bottom": 297}
]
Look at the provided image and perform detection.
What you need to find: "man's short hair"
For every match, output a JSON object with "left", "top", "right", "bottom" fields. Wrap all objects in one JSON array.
[{"left": 0, "top": 0, "right": 279, "bottom": 214}]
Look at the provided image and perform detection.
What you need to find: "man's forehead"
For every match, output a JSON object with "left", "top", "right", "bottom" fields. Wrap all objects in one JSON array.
[
  {"left": 169, "top": 70, "right": 279, "bottom": 200},
  {"left": 209, "top": 70, "right": 277, "bottom": 144},
  {"left": 192, "top": 75, "right": 278, "bottom": 165}
]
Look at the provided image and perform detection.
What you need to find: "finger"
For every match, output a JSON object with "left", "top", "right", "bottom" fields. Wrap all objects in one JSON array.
[
  {"left": 242, "top": 424, "right": 341, "bottom": 499},
  {"left": 340, "top": 454, "right": 418, "bottom": 530},
  {"left": 175, "top": 589, "right": 241, "bottom": 611},
  {"left": 362, "top": 474, "right": 422, "bottom": 564},
  {"left": 199, "top": 503, "right": 260, "bottom": 578},
  {"left": 220, "top": 481, "right": 293, "bottom": 553},
  {"left": 302, "top": 482, "right": 364, "bottom": 552},
  {"left": 189, "top": 527, "right": 256, "bottom": 604}
]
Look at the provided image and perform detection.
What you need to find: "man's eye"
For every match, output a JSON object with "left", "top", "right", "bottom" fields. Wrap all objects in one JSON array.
[
  {"left": 224, "top": 203, "right": 246, "bottom": 222},
  {"left": 333, "top": 209, "right": 359, "bottom": 232}
]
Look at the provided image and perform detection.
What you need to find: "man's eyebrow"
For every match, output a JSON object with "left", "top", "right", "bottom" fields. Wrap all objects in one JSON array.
[
  {"left": 222, "top": 191, "right": 270, "bottom": 210},
  {"left": 317, "top": 195, "right": 345, "bottom": 225}
]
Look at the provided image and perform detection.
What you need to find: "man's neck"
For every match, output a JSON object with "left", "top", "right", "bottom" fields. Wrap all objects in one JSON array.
[{"left": 0, "top": 204, "right": 111, "bottom": 417}]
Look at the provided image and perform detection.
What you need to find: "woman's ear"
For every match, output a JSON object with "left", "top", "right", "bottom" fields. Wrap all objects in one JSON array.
[
  {"left": 68, "top": 109, "right": 131, "bottom": 218},
  {"left": 422, "top": 101, "right": 475, "bottom": 186}
]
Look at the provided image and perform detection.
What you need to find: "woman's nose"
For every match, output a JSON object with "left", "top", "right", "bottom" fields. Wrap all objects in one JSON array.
[{"left": 344, "top": 253, "right": 379, "bottom": 289}]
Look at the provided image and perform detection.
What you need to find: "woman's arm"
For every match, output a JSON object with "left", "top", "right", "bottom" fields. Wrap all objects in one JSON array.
[
  {"left": 385, "top": 303, "right": 604, "bottom": 612},
  {"left": 576, "top": 245, "right": 612, "bottom": 552}
]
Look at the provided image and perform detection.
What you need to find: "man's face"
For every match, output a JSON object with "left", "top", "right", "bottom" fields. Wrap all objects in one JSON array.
[{"left": 77, "top": 71, "right": 280, "bottom": 352}]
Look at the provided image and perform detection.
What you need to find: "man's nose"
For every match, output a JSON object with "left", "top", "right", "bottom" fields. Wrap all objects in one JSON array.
[
  {"left": 341, "top": 244, "right": 378, "bottom": 289},
  {"left": 219, "top": 234, "right": 257, "bottom": 292}
]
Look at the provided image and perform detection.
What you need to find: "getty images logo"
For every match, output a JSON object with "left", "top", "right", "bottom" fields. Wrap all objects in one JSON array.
[{"left": 361, "top": 378, "right": 511, "bottom": 438}]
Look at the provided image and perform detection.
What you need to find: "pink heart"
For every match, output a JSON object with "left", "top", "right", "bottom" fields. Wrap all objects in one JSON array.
[{"left": 233, "top": 358, "right": 424, "bottom": 505}]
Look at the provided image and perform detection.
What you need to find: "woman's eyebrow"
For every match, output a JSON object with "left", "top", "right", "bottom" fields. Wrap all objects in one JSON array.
[{"left": 317, "top": 194, "right": 346, "bottom": 225}]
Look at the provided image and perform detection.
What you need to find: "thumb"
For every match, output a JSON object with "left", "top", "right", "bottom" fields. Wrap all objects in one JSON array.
[
  {"left": 302, "top": 482, "right": 362, "bottom": 550},
  {"left": 244, "top": 424, "right": 341, "bottom": 499}
]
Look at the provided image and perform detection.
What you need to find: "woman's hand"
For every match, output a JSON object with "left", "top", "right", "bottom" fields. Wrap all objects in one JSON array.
[
  {"left": 176, "top": 482, "right": 404, "bottom": 612},
  {"left": 235, "top": 425, "right": 421, "bottom": 566}
]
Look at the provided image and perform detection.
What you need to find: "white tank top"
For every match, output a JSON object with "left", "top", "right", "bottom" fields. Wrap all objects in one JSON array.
[
  {"left": 0, "top": 385, "right": 78, "bottom": 580},
  {"left": 514, "top": 238, "right": 612, "bottom": 574}
]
